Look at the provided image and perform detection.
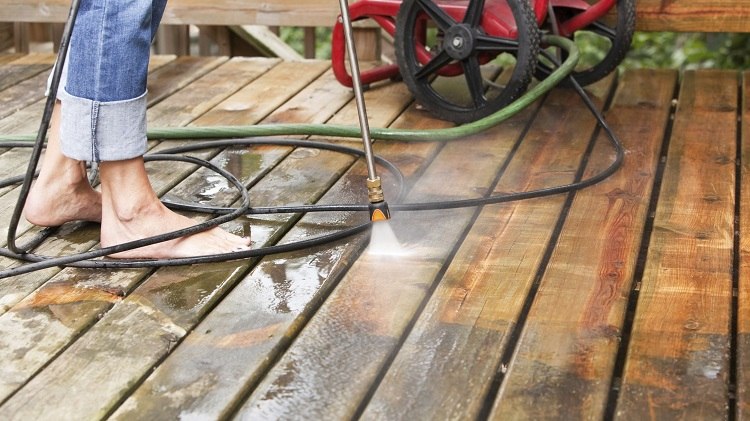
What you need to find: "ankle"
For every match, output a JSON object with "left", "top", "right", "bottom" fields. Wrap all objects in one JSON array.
[
  {"left": 36, "top": 160, "right": 88, "bottom": 189},
  {"left": 105, "top": 194, "right": 164, "bottom": 225}
]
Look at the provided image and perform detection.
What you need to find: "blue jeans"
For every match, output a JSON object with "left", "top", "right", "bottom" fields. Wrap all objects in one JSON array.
[{"left": 55, "top": 0, "right": 168, "bottom": 162}]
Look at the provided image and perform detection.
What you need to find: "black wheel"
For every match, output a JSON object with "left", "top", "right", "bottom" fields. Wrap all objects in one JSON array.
[
  {"left": 536, "top": 0, "right": 636, "bottom": 87},
  {"left": 395, "top": 0, "right": 540, "bottom": 124}
]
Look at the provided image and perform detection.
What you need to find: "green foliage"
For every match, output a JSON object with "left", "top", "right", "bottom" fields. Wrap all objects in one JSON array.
[
  {"left": 279, "top": 25, "right": 750, "bottom": 71},
  {"left": 279, "top": 27, "right": 332, "bottom": 59},
  {"left": 624, "top": 32, "right": 750, "bottom": 70}
]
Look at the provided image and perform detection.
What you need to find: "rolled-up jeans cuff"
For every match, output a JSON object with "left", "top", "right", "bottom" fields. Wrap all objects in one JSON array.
[{"left": 59, "top": 88, "right": 148, "bottom": 162}]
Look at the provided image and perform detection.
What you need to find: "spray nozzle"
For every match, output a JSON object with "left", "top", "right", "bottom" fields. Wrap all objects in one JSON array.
[
  {"left": 368, "top": 200, "right": 391, "bottom": 222},
  {"left": 366, "top": 177, "right": 390, "bottom": 221}
]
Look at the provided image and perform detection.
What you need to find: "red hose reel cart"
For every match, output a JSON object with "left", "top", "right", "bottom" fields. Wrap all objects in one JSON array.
[{"left": 331, "top": 0, "right": 635, "bottom": 123}]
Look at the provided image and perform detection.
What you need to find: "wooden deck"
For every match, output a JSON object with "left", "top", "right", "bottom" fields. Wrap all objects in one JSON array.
[{"left": 0, "top": 54, "right": 747, "bottom": 420}]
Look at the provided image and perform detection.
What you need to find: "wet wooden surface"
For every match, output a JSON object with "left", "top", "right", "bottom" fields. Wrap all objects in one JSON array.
[{"left": 0, "top": 54, "right": 746, "bottom": 420}]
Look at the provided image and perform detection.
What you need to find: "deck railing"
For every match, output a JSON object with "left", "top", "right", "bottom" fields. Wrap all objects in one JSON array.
[{"left": 2, "top": 0, "right": 750, "bottom": 58}]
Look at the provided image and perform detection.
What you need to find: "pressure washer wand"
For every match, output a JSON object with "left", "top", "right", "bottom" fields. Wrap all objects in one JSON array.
[{"left": 336, "top": 0, "right": 391, "bottom": 222}]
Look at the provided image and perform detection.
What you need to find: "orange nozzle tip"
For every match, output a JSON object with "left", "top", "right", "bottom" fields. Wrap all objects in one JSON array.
[{"left": 371, "top": 209, "right": 388, "bottom": 222}]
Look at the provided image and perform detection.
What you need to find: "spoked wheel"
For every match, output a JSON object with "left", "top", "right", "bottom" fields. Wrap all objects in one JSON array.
[
  {"left": 395, "top": 0, "right": 540, "bottom": 124},
  {"left": 536, "top": 0, "right": 636, "bottom": 87}
]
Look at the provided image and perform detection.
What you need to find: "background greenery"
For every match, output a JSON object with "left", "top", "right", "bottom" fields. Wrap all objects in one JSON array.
[
  {"left": 622, "top": 33, "right": 750, "bottom": 69},
  {"left": 280, "top": 27, "right": 750, "bottom": 70}
]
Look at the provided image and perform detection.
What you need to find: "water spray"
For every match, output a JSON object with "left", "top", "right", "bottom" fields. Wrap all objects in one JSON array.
[{"left": 336, "top": 0, "right": 391, "bottom": 223}]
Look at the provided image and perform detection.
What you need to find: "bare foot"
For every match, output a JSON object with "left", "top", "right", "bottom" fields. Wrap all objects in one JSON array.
[
  {"left": 100, "top": 199, "right": 250, "bottom": 259},
  {"left": 24, "top": 161, "right": 102, "bottom": 227},
  {"left": 23, "top": 101, "right": 103, "bottom": 227}
]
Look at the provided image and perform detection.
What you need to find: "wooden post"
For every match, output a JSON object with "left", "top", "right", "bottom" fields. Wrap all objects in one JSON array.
[
  {"left": 154, "top": 25, "right": 191, "bottom": 56},
  {"left": 13, "top": 23, "right": 29, "bottom": 54}
]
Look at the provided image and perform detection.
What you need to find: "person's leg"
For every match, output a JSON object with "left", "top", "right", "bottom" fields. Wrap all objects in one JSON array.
[
  {"left": 24, "top": 101, "right": 102, "bottom": 227},
  {"left": 27, "top": 0, "right": 250, "bottom": 257}
]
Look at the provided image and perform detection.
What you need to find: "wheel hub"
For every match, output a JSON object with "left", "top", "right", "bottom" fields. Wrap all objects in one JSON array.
[{"left": 443, "top": 24, "right": 476, "bottom": 61}]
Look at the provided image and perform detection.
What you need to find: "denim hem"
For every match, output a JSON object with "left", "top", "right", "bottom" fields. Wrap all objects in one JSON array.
[{"left": 59, "top": 88, "right": 148, "bottom": 162}]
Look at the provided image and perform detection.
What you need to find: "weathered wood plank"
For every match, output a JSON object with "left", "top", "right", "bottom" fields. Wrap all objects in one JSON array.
[
  {"left": 0, "top": 71, "right": 48, "bottom": 120},
  {"left": 0, "top": 63, "right": 359, "bottom": 420},
  {"left": 489, "top": 69, "right": 677, "bottom": 419},
  {"left": 0, "top": 55, "right": 176, "bottom": 134},
  {"left": 5, "top": 0, "right": 343, "bottom": 27},
  {"left": 175, "top": 60, "right": 327, "bottom": 128},
  {"left": 146, "top": 57, "right": 280, "bottom": 127},
  {"left": 0, "top": 55, "right": 198, "bottom": 314},
  {"left": 109, "top": 76, "right": 420, "bottom": 420},
  {"left": 615, "top": 70, "right": 737, "bottom": 419},
  {"left": 231, "top": 80, "right": 568, "bottom": 418},
  {"left": 6, "top": 0, "right": 750, "bottom": 32},
  {"left": 145, "top": 55, "right": 229, "bottom": 107},
  {"left": 0, "top": 58, "right": 284, "bottom": 405},
  {"left": 738, "top": 70, "right": 750, "bottom": 421},
  {"left": 636, "top": 0, "right": 750, "bottom": 32},
  {"left": 0, "top": 149, "right": 34, "bottom": 198},
  {"left": 0, "top": 53, "right": 54, "bottom": 92},
  {"left": 0, "top": 24, "right": 14, "bottom": 52},
  {"left": 0, "top": 54, "right": 25, "bottom": 66},
  {"left": 358, "top": 76, "right": 615, "bottom": 420}
]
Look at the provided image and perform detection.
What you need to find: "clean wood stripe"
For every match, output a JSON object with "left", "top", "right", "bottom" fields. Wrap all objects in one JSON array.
[
  {"left": 490, "top": 69, "right": 677, "bottom": 420},
  {"left": 616, "top": 70, "right": 738, "bottom": 419}
]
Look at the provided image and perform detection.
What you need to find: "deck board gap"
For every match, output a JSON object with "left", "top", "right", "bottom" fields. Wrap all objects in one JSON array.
[
  {"left": 603, "top": 75, "right": 681, "bottom": 419},
  {"left": 730, "top": 72, "right": 743, "bottom": 421},
  {"left": 478, "top": 164, "right": 576, "bottom": 420}
]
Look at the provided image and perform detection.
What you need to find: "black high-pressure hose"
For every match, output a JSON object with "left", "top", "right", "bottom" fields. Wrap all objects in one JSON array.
[
  {"left": 0, "top": 2, "right": 624, "bottom": 279},
  {"left": 6, "top": 0, "right": 80, "bottom": 257}
]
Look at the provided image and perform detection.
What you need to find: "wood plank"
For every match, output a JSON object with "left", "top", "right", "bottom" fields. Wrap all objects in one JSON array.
[
  {"left": 5, "top": 0, "right": 344, "bottom": 27},
  {"left": 0, "top": 53, "right": 54, "bottom": 92},
  {"left": 228, "top": 25, "right": 303, "bottom": 61},
  {"left": 0, "top": 54, "right": 189, "bottom": 247},
  {"left": 109, "top": 76, "right": 421, "bottom": 420},
  {"left": 230, "top": 76, "right": 604, "bottom": 418},
  {"left": 0, "top": 58, "right": 283, "bottom": 405},
  {"left": 488, "top": 69, "right": 677, "bottom": 419},
  {"left": 0, "top": 62, "right": 358, "bottom": 420},
  {"left": 615, "top": 70, "right": 737, "bottom": 419},
  {"left": 0, "top": 52, "right": 139, "bottom": 121},
  {"left": 636, "top": 0, "right": 750, "bottom": 32},
  {"left": 146, "top": 57, "right": 280, "bottom": 127},
  {"left": 0, "top": 71, "right": 48, "bottom": 120},
  {"left": 356, "top": 76, "right": 614, "bottom": 420},
  {"left": 0, "top": 54, "right": 25, "bottom": 65},
  {"left": 145, "top": 55, "right": 229, "bottom": 106},
  {"left": 738, "top": 70, "right": 750, "bottom": 421},
  {"left": 12, "top": 23, "right": 29, "bottom": 54},
  {"left": 0, "top": 24, "right": 14, "bottom": 52},
  {"left": 0, "top": 55, "right": 181, "bottom": 317},
  {"left": 6, "top": 0, "right": 750, "bottom": 32},
  {"left": 0, "top": 149, "right": 34, "bottom": 198},
  {"left": 0, "top": 55, "right": 176, "bottom": 136},
  {"left": 0, "top": 56, "right": 236, "bottom": 313}
]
